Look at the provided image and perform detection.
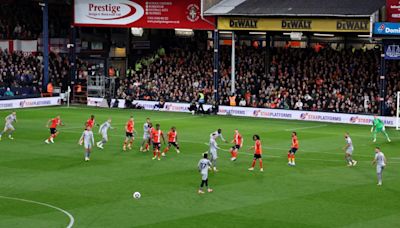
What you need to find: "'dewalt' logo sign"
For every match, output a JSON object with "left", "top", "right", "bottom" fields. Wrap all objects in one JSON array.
[
  {"left": 281, "top": 19, "right": 312, "bottom": 29},
  {"left": 336, "top": 20, "right": 369, "bottom": 31},
  {"left": 229, "top": 19, "right": 258, "bottom": 29}
]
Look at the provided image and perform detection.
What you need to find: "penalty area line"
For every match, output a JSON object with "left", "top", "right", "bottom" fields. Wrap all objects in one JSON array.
[{"left": 0, "top": 195, "right": 74, "bottom": 228}]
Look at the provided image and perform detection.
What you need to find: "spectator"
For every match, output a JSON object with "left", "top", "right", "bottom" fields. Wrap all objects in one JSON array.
[{"left": 4, "top": 87, "right": 14, "bottom": 96}]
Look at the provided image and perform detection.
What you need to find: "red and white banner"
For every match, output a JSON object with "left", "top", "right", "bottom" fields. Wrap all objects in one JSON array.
[
  {"left": 387, "top": 0, "right": 400, "bottom": 22},
  {"left": 74, "top": 0, "right": 215, "bottom": 30},
  {"left": 0, "top": 40, "right": 37, "bottom": 54}
]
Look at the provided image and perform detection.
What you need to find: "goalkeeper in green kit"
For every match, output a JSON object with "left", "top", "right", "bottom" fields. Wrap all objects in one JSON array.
[{"left": 371, "top": 115, "right": 391, "bottom": 143}]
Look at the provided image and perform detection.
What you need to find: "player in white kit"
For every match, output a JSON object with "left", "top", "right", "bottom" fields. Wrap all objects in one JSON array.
[
  {"left": 96, "top": 118, "right": 113, "bottom": 149},
  {"left": 208, "top": 129, "right": 226, "bottom": 172},
  {"left": 343, "top": 133, "right": 357, "bottom": 167},
  {"left": 140, "top": 118, "right": 152, "bottom": 152},
  {"left": 0, "top": 111, "right": 17, "bottom": 140},
  {"left": 198, "top": 153, "right": 213, "bottom": 194},
  {"left": 372, "top": 147, "right": 387, "bottom": 186},
  {"left": 79, "top": 127, "right": 95, "bottom": 161}
]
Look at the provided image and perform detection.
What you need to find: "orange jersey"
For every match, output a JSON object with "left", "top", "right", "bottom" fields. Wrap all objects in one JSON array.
[
  {"left": 151, "top": 128, "right": 163, "bottom": 143},
  {"left": 233, "top": 133, "right": 242, "bottom": 145},
  {"left": 291, "top": 136, "right": 299, "bottom": 149},
  {"left": 50, "top": 118, "right": 61, "bottom": 129},
  {"left": 255, "top": 140, "right": 262, "bottom": 154},
  {"left": 168, "top": 131, "right": 177, "bottom": 142},
  {"left": 86, "top": 119, "right": 95, "bottom": 128},
  {"left": 126, "top": 120, "right": 134, "bottom": 133}
]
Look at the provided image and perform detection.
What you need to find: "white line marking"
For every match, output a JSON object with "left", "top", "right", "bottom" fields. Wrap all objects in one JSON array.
[
  {"left": 0, "top": 195, "right": 74, "bottom": 228},
  {"left": 284, "top": 124, "right": 327, "bottom": 131}
]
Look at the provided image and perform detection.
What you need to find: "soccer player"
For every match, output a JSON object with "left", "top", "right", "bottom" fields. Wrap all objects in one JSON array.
[
  {"left": 140, "top": 118, "right": 152, "bottom": 152},
  {"left": 198, "top": 153, "right": 213, "bottom": 194},
  {"left": 248, "top": 135, "right": 263, "bottom": 172},
  {"left": 208, "top": 136, "right": 220, "bottom": 171},
  {"left": 0, "top": 111, "right": 17, "bottom": 140},
  {"left": 96, "top": 118, "right": 114, "bottom": 149},
  {"left": 123, "top": 116, "right": 136, "bottom": 151},
  {"left": 229, "top": 129, "right": 243, "bottom": 161},
  {"left": 372, "top": 147, "right": 387, "bottom": 186},
  {"left": 79, "top": 127, "right": 95, "bottom": 162},
  {"left": 151, "top": 123, "right": 165, "bottom": 160},
  {"left": 371, "top": 115, "right": 391, "bottom": 143},
  {"left": 45, "top": 115, "right": 64, "bottom": 144},
  {"left": 288, "top": 131, "right": 299, "bottom": 166},
  {"left": 210, "top": 129, "right": 228, "bottom": 143},
  {"left": 343, "top": 132, "right": 357, "bottom": 167},
  {"left": 162, "top": 126, "right": 180, "bottom": 156},
  {"left": 85, "top": 115, "right": 99, "bottom": 129}
]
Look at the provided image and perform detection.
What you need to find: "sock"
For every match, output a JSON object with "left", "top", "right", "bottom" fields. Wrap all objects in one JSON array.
[
  {"left": 230, "top": 151, "right": 234, "bottom": 157},
  {"left": 163, "top": 147, "right": 169, "bottom": 153},
  {"left": 145, "top": 143, "right": 149, "bottom": 150},
  {"left": 383, "top": 131, "right": 390, "bottom": 140},
  {"left": 52, "top": 134, "right": 57, "bottom": 139},
  {"left": 212, "top": 159, "right": 217, "bottom": 168},
  {"left": 259, "top": 159, "right": 263, "bottom": 168},
  {"left": 200, "top": 180, "right": 205, "bottom": 188},
  {"left": 153, "top": 151, "right": 156, "bottom": 157},
  {"left": 157, "top": 151, "right": 161, "bottom": 158},
  {"left": 377, "top": 172, "right": 382, "bottom": 183},
  {"left": 288, "top": 152, "right": 291, "bottom": 162},
  {"left": 85, "top": 152, "right": 89, "bottom": 158},
  {"left": 205, "top": 179, "right": 208, "bottom": 187},
  {"left": 102, "top": 139, "right": 107, "bottom": 144},
  {"left": 291, "top": 154, "right": 295, "bottom": 163},
  {"left": 251, "top": 160, "right": 256, "bottom": 168},
  {"left": 373, "top": 131, "right": 377, "bottom": 140},
  {"left": 8, "top": 130, "right": 14, "bottom": 136},
  {"left": 233, "top": 151, "right": 237, "bottom": 158}
]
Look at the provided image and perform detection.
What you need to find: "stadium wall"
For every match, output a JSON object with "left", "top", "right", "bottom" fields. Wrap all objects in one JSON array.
[
  {"left": 0, "top": 97, "right": 62, "bottom": 110},
  {"left": 87, "top": 98, "right": 395, "bottom": 127}
]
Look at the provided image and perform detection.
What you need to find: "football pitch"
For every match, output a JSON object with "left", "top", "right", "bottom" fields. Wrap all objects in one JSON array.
[{"left": 0, "top": 106, "right": 399, "bottom": 228}]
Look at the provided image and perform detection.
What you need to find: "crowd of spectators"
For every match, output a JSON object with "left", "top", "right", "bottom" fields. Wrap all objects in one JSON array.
[
  {"left": 0, "top": 48, "right": 76, "bottom": 98},
  {"left": 117, "top": 43, "right": 399, "bottom": 116}
]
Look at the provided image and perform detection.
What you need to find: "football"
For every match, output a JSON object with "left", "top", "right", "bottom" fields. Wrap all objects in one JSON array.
[{"left": 133, "top": 192, "right": 141, "bottom": 199}]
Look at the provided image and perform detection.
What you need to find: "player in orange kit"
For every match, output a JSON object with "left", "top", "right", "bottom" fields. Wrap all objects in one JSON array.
[
  {"left": 151, "top": 123, "right": 165, "bottom": 160},
  {"left": 45, "top": 115, "right": 64, "bottom": 144},
  {"left": 162, "top": 126, "right": 180, "bottom": 156},
  {"left": 85, "top": 115, "right": 98, "bottom": 129},
  {"left": 123, "top": 116, "right": 136, "bottom": 151},
  {"left": 229, "top": 129, "right": 243, "bottom": 161},
  {"left": 248, "top": 134, "right": 263, "bottom": 172},
  {"left": 288, "top": 132, "right": 299, "bottom": 166}
]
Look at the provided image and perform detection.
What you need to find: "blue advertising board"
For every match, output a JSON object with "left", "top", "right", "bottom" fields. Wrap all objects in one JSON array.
[
  {"left": 374, "top": 22, "right": 400, "bottom": 36},
  {"left": 384, "top": 40, "right": 400, "bottom": 60}
]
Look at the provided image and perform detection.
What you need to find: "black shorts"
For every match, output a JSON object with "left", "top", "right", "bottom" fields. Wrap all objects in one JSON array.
[
  {"left": 50, "top": 128, "right": 57, "bottom": 134},
  {"left": 253, "top": 154, "right": 262, "bottom": 159},
  {"left": 126, "top": 132, "right": 133, "bottom": 138},
  {"left": 289, "top": 148, "right": 298, "bottom": 154},
  {"left": 168, "top": 142, "right": 178, "bottom": 148},
  {"left": 231, "top": 145, "right": 240, "bottom": 150},
  {"left": 153, "top": 142, "right": 161, "bottom": 150}
]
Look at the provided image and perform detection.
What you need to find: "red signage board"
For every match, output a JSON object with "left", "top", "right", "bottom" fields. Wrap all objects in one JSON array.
[
  {"left": 387, "top": 0, "right": 400, "bottom": 22},
  {"left": 74, "top": 0, "right": 215, "bottom": 30}
]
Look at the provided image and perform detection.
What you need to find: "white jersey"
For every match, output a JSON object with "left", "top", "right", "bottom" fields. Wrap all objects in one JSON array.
[
  {"left": 143, "top": 123, "right": 151, "bottom": 136},
  {"left": 345, "top": 137, "right": 353, "bottom": 151},
  {"left": 210, "top": 130, "right": 225, "bottom": 141},
  {"left": 198, "top": 158, "right": 212, "bottom": 174},
  {"left": 99, "top": 121, "right": 112, "bottom": 135},
  {"left": 209, "top": 138, "right": 218, "bottom": 151},
  {"left": 80, "top": 130, "right": 94, "bottom": 148},
  {"left": 5, "top": 114, "right": 16, "bottom": 124},
  {"left": 375, "top": 152, "right": 386, "bottom": 167}
]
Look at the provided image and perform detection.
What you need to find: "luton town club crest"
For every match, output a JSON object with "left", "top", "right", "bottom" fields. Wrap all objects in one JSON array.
[{"left": 186, "top": 4, "right": 200, "bottom": 22}]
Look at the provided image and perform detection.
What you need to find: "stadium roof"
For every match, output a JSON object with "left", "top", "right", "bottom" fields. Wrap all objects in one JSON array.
[{"left": 205, "top": 0, "right": 385, "bottom": 17}]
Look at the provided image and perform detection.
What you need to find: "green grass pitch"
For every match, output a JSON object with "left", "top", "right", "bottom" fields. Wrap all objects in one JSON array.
[{"left": 0, "top": 106, "right": 399, "bottom": 228}]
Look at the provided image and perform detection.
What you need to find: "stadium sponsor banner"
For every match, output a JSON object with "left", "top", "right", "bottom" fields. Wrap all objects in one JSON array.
[
  {"left": 0, "top": 97, "right": 62, "bottom": 110},
  {"left": 387, "top": 0, "right": 400, "bottom": 22},
  {"left": 373, "top": 22, "right": 400, "bottom": 35},
  {"left": 218, "top": 106, "right": 396, "bottom": 127},
  {"left": 74, "top": 0, "right": 215, "bottom": 30},
  {"left": 218, "top": 17, "right": 370, "bottom": 32},
  {"left": 0, "top": 40, "right": 37, "bottom": 54},
  {"left": 383, "top": 39, "right": 400, "bottom": 60}
]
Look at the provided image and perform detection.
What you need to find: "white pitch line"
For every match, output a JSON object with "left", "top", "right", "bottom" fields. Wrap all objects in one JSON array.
[
  {"left": 284, "top": 124, "right": 328, "bottom": 131},
  {"left": 0, "top": 195, "right": 74, "bottom": 228}
]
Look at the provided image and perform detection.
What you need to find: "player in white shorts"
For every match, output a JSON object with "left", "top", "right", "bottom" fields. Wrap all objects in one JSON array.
[
  {"left": 343, "top": 133, "right": 357, "bottom": 167},
  {"left": 0, "top": 111, "right": 17, "bottom": 140},
  {"left": 79, "top": 127, "right": 95, "bottom": 161},
  {"left": 140, "top": 118, "right": 152, "bottom": 152},
  {"left": 197, "top": 153, "right": 213, "bottom": 194},
  {"left": 96, "top": 118, "right": 114, "bottom": 149},
  {"left": 372, "top": 147, "right": 387, "bottom": 186},
  {"left": 208, "top": 137, "right": 220, "bottom": 172}
]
